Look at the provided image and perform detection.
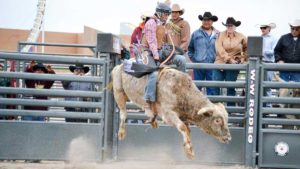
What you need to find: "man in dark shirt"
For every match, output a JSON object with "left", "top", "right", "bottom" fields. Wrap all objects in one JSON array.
[{"left": 275, "top": 19, "right": 300, "bottom": 82}]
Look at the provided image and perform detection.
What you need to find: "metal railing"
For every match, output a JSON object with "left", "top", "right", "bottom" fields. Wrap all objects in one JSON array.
[
  {"left": 258, "top": 63, "right": 300, "bottom": 169},
  {"left": 0, "top": 36, "right": 114, "bottom": 161},
  {"left": 0, "top": 51, "right": 106, "bottom": 121}
]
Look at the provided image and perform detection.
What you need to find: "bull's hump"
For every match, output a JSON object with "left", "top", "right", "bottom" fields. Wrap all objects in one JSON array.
[{"left": 159, "top": 69, "right": 193, "bottom": 95}]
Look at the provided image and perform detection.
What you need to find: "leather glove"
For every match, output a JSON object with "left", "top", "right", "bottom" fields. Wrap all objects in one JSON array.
[{"left": 155, "top": 60, "right": 160, "bottom": 67}]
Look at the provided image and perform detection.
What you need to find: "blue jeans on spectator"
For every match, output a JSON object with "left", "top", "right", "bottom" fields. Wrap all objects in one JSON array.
[
  {"left": 279, "top": 71, "right": 300, "bottom": 82},
  {"left": 22, "top": 116, "right": 45, "bottom": 121},
  {"left": 212, "top": 70, "right": 239, "bottom": 106},
  {"left": 193, "top": 69, "right": 215, "bottom": 95},
  {"left": 144, "top": 55, "right": 186, "bottom": 102}
]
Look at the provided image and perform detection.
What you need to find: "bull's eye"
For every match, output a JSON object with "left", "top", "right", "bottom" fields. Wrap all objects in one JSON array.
[{"left": 215, "top": 118, "right": 222, "bottom": 125}]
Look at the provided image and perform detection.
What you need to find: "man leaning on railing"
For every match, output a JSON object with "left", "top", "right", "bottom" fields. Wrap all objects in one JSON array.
[
  {"left": 62, "top": 64, "right": 93, "bottom": 123},
  {"left": 22, "top": 61, "right": 55, "bottom": 121},
  {"left": 274, "top": 19, "right": 300, "bottom": 82}
]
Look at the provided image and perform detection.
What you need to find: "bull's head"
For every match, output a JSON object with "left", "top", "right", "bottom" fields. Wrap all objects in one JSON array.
[{"left": 196, "top": 103, "right": 231, "bottom": 144}]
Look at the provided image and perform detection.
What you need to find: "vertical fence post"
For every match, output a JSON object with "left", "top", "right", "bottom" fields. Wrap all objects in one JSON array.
[
  {"left": 97, "top": 33, "right": 121, "bottom": 161},
  {"left": 245, "top": 36, "right": 263, "bottom": 167}
]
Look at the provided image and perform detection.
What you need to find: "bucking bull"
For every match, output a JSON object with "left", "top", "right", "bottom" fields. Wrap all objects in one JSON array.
[{"left": 110, "top": 65, "right": 231, "bottom": 159}]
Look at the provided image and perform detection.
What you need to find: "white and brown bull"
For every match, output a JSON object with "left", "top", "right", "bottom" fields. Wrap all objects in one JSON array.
[{"left": 111, "top": 65, "right": 231, "bottom": 159}]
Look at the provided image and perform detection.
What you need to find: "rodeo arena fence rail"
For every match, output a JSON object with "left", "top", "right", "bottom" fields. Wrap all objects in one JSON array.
[{"left": 0, "top": 34, "right": 299, "bottom": 169}]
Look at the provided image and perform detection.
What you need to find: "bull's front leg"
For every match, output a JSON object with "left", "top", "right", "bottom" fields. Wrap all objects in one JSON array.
[
  {"left": 118, "top": 107, "right": 127, "bottom": 140},
  {"left": 162, "top": 111, "right": 194, "bottom": 159}
]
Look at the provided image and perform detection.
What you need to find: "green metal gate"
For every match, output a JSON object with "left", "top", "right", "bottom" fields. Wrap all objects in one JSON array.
[
  {"left": 0, "top": 36, "right": 116, "bottom": 161},
  {"left": 258, "top": 62, "right": 300, "bottom": 168}
]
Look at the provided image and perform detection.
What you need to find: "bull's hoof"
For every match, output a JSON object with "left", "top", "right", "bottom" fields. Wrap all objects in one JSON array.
[
  {"left": 183, "top": 143, "right": 194, "bottom": 160},
  {"left": 145, "top": 119, "right": 159, "bottom": 128},
  {"left": 150, "top": 121, "right": 158, "bottom": 128},
  {"left": 118, "top": 129, "right": 126, "bottom": 140}
]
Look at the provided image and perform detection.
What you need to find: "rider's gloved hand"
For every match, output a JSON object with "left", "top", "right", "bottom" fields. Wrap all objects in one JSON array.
[{"left": 155, "top": 60, "right": 160, "bottom": 67}]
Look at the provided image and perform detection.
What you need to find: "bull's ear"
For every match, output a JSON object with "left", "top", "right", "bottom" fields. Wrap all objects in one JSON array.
[
  {"left": 197, "top": 107, "right": 214, "bottom": 117},
  {"left": 216, "top": 103, "right": 225, "bottom": 109}
]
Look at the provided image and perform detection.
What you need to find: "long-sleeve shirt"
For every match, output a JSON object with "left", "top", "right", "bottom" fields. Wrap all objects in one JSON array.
[
  {"left": 262, "top": 33, "right": 278, "bottom": 62},
  {"left": 274, "top": 33, "right": 300, "bottom": 63},
  {"left": 62, "top": 81, "right": 93, "bottom": 102},
  {"left": 166, "top": 17, "right": 190, "bottom": 52},
  {"left": 215, "top": 31, "right": 248, "bottom": 64},
  {"left": 188, "top": 27, "right": 219, "bottom": 63},
  {"left": 130, "top": 22, "right": 144, "bottom": 44},
  {"left": 142, "top": 18, "right": 164, "bottom": 59},
  {"left": 24, "top": 66, "right": 55, "bottom": 110}
]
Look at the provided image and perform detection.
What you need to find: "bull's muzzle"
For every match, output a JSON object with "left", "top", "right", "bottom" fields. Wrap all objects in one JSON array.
[{"left": 220, "top": 134, "right": 232, "bottom": 144}]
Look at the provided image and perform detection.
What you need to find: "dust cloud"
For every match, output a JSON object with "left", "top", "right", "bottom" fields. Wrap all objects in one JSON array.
[
  {"left": 65, "top": 136, "right": 98, "bottom": 169},
  {"left": 0, "top": 137, "right": 254, "bottom": 169}
]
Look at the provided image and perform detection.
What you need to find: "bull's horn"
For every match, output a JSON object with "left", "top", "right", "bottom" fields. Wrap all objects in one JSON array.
[
  {"left": 197, "top": 107, "right": 214, "bottom": 115},
  {"left": 216, "top": 102, "right": 225, "bottom": 109}
]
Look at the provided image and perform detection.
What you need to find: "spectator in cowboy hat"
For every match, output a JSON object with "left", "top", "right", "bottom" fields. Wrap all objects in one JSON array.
[
  {"left": 130, "top": 11, "right": 153, "bottom": 45},
  {"left": 129, "top": 11, "right": 153, "bottom": 58},
  {"left": 165, "top": 3, "right": 190, "bottom": 52},
  {"left": 258, "top": 22, "right": 278, "bottom": 107},
  {"left": 23, "top": 61, "right": 56, "bottom": 121},
  {"left": 274, "top": 19, "right": 300, "bottom": 82},
  {"left": 213, "top": 17, "right": 248, "bottom": 106},
  {"left": 188, "top": 11, "right": 219, "bottom": 95},
  {"left": 62, "top": 64, "right": 93, "bottom": 123}
]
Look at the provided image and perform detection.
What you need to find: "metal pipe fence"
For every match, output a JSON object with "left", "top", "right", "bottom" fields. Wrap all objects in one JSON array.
[
  {"left": 0, "top": 50, "right": 106, "bottom": 120},
  {"left": 258, "top": 62, "right": 300, "bottom": 168},
  {"left": 0, "top": 34, "right": 116, "bottom": 162},
  {"left": 0, "top": 87, "right": 103, "bottom": 98},
  {"left": 0, "top": 52, "right": 105, "bottom": 65},
  {"left": 0, "top": 109, "right": 103, "bottom": 119}
]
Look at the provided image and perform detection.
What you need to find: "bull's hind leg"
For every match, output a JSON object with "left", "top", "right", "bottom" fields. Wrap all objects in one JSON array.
[
  {"left": 162, "top": 111, "right": 194, "bottom": 159},
  {"left": 114, "top": 89, "right": 129, "bottom": 140}
]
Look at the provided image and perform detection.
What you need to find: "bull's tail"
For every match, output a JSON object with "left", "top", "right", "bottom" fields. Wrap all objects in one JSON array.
[
  {"left": 106, "top": 80, "right": 113, "bottom": 92},
  {"left": 105, "top": 68, "right": 115, "bottom": 92}
]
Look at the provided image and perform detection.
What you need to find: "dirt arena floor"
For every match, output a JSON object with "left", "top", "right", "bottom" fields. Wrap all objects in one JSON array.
[
  {"left": 0, "top": 161, "right": 254, "bottom": 169},
  {"left": 0, "top": 138, "right": 255, "bottom": 169}
]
